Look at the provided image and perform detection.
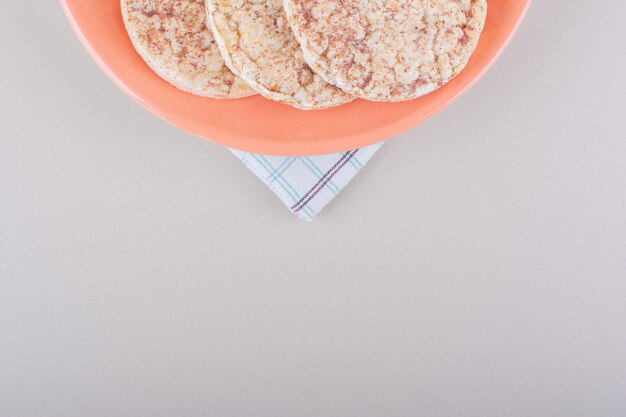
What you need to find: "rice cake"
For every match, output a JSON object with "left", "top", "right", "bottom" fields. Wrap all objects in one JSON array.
[
  {"left": 284, "top": 0, "right": 487, "bottom": 102},
  {"left": 207, "top": 0, "right": 353, "bottom": 110},
  {"left": 121, "top": 0, "right": 255, "bottom": 98}
]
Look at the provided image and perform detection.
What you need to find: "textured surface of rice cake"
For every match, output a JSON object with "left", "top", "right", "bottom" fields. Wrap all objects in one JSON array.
[
  {"left": 121, "top": 0, "right": 254, "bottom": 98},
  {"left": 284, "top": 0, "right": 487, "bottom": 102},
  {"left": 207, "top": 0, "right": 353, "bottom": 110}
]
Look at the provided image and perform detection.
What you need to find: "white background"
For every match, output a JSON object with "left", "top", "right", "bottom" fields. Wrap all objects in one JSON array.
[{"left": 2, "top": 1, "right": 626, "bottom": 416}]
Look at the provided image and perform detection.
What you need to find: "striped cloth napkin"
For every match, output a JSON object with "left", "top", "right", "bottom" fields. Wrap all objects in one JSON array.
[{"left": 230, "top": 142, "right": 383, "bottom": 221}]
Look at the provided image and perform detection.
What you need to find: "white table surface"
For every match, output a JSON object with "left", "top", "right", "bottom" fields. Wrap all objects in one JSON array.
[{"left": 2, "top": 1, "right": 626, "bottom": 416}]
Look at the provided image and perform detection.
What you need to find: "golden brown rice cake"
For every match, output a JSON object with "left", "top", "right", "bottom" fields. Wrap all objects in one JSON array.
[
  {"left": 284, "top": 0, "right": 487, "bottom": 102},
  {"left": 122, "top": 0, "right": 255, "bottom": 98},
  {"left": 207, "top": 0, "right": 353, "bottom": 110}
]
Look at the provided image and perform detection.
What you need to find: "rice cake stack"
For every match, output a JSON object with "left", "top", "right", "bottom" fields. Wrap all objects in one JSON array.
[{"left": 121, "top": 0, "right": 487, "bottom": 108}]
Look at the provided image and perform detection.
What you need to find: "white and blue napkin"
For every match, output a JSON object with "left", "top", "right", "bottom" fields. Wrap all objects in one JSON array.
[{"left": 231, "top": 142, "right": 383, "bottom": 221}]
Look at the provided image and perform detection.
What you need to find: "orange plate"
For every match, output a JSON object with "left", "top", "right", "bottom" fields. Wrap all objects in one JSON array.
[{"left": 61, "top": 0, "right": 531, "bottom": 156}]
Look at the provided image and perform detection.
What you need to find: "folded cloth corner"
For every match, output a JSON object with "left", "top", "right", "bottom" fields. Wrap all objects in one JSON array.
[{"left": 230, "top": 143, "right": 383, "bottom": 221}]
